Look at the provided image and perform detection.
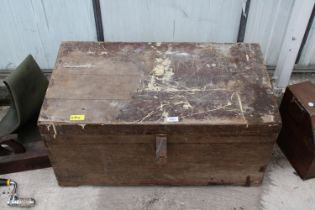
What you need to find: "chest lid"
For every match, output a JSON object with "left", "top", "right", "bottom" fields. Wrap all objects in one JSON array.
[{"left": 38, "top": 42, "right": 280, "bottom": 136}]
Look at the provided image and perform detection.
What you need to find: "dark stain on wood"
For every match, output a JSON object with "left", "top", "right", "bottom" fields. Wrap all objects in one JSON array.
[{"left": 259, "top": 165, "right": 266, "bottom": 172}]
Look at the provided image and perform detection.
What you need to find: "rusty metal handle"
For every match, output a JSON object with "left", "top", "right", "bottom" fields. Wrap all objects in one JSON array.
[{"left": 156, "top": 135, "right": 167, "bottom": 164}]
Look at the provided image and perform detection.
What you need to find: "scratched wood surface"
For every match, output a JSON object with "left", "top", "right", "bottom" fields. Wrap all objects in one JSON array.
[
  {"left": 39, "top": 42, "right": 279, "bottom": 130},
  {"left": 38, "top": 42, "right": 281, "bottom": 186}
]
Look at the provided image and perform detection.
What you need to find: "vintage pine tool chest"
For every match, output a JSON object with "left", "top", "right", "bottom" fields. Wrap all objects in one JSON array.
[
  {"left": 278, "top": 81, "right": 315, "bottom": 179},
  {"left": 38, "top": 42, "right": 281, "bottom": 186}
]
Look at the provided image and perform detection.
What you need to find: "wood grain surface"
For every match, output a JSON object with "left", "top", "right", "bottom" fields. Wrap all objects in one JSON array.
[
  {"left": 47, "top": 139, "right": 273, "bottom": 186},
  {"left": 39, "top": 42, "right": 280, "bottom": 128}
]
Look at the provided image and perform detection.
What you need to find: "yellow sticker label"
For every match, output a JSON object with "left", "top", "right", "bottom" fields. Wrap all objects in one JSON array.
[{"left": 69, "top": 115, "right": 85, "bottom": 121}]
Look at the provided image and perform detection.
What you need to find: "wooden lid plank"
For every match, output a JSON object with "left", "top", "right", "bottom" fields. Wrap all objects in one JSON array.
[{"left": 39, "top": 42, "right": 280, "bottom": 129}]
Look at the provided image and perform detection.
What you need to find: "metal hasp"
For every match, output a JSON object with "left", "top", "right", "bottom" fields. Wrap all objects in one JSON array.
[
  {"left": 156, "top": 135, "right": 167, "bottom": 164},
  {"left": 273, "top": 0, "right": 315, "bottom": 91},
  {"left": 0, "top": 178, "right": 35, "bottom": 208}
]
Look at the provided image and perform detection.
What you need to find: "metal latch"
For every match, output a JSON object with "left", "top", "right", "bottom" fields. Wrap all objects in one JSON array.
[{"left": 156, "top": 135, "right": 167, "bottom": 164}]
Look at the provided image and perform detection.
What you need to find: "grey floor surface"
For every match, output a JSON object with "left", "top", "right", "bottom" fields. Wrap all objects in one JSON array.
[
  {"left": 1, "top": 147, "right": 313, "bottom": 210},
  {"left": 0, "top": 73, "right": 315, "bottom": 210}
]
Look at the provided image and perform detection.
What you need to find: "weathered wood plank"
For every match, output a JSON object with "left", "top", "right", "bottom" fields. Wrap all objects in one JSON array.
[
  {"left": 48, "top": 142, "right": 273, "bottom": 186},
  {"left": 39, "top": 42, "right": 280, "bottom": 127},
  {"left": 0, "top": 141, "right": 50, "bottom": 174},
  {"left": 42, "top": 134, "right": 278, "bottom": 145}
]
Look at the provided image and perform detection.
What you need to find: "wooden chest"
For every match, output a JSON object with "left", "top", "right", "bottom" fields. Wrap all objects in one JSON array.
[
  {"left": 38, "top": 42, "right": 281, "bottom": 186},
  {"left": 278, "top": 81, "right": 315, "bottom": 179}
]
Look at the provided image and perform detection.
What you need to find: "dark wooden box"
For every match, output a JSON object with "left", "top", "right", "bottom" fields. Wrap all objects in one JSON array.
[
  {"left": 38, "top": 42, "right": 281, "bottom": 186},
  {"left": 278, "top": 81, "right": 315, "bottom": 179}
]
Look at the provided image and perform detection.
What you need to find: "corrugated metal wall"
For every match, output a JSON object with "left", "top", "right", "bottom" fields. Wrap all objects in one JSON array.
[
  {"left": 244, "top": 0, "right": 295, "bottom": 65},
  {"left": 0, "top": 0, "right": 314, "bottom": 69},
  {"left": 0, "top": 0, "right": 96, "bottom": 69},
  {"left": 298, "top": 16, "right": 315, "bottom": 66},
  {"left": 100, "top": 0, "right": 242, "bottom": 42}
]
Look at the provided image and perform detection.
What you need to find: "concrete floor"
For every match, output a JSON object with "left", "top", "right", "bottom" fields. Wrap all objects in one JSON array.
[
  {"left": 1, "top": 147, "right": 313, "bottom": 210},
  {"left": 0, "top": 73, "right": 315, "bottom": 210}
]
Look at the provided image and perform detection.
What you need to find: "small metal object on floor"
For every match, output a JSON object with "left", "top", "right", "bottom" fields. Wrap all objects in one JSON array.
[
  {"left": 1, "top": 146, "right": 315, "bottom": 210},
  {"left": 0, "top": 178, "right": 35, "bottom": 208}
]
